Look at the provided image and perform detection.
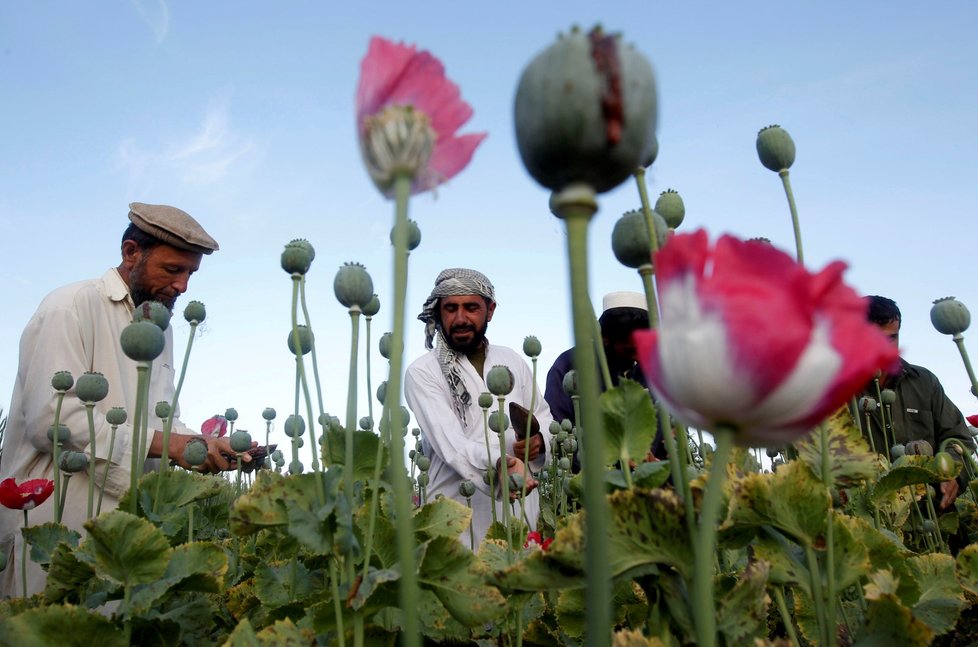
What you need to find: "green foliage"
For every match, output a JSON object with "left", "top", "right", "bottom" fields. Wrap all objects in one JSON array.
[
  {"left": 600, "top": 379, "right": 658, "bottom": 468},
  {"left": 794, "top": 408, "right": 878, "bottom": 486},
  {"left": 0, "top": 604, "right": 127, "bottom": 647}
]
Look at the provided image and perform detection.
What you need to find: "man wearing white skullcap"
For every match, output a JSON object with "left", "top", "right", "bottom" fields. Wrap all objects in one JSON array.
[{"left": 406, "top": 268, "right": 553, "bottom": 546}]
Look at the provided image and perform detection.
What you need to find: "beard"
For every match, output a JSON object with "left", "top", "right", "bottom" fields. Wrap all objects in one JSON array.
[
  {"left": 129, "top": 256, "right": 176, "bottom": 310},
  {"left": 443, "top": 320, "right": 489, "bottom": 355}
]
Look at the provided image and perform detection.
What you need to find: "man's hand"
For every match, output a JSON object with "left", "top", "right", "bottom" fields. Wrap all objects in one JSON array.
[
  {"left": 151, "top": 431, "right": 255, "bottom": 474},
  {"left": 495, "top": 455, "right": 538, "bottom": 502},
  {"left": 940, "top": 479, "right": 959, "bottom": 510},
  {"left": 512, "top": 433, "right": 544, "bottom": 462}
]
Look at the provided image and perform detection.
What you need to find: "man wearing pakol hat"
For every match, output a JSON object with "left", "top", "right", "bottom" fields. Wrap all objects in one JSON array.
[
  {"left": 405, "top": 268, "right": 553, "bottom": 546},
  {"left": 545, "top": 291, "right": 665, "bottom": 465},
  {"left": 0, "top": 202, "right": 252, "bottom": 596}
]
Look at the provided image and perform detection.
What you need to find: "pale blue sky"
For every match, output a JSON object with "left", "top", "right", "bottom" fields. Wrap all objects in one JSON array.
[{"left": 2, "top": 2, "right": 977, "bottom": 460}]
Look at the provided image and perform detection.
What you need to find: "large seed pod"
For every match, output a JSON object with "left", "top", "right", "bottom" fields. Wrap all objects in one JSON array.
[
  {"left": 75, "top": 371, "right": 109, "bottom": 403},
  {"left": 756, "top": 125, "right": 795, "bottom": 172},
  {"left": 281, "top": 239, "right": 315, "bottom": 275},
  {"left": 514, "top": 25, "right": 657, "bottom": 194},
  {"left": 654, "top": 189, "right": 685, "bottom": 229},
  {"left": 334, "top": 262, "right": 374, "bottom": 309},
  {"left": 120, "top": 320, "right": 165, "bottom": 362},
  {"left": 611, "top": 209, "right": 667, "bottom": 268},
  {"left": 930, "top": 297, "right": 971, "bottom": 336}
]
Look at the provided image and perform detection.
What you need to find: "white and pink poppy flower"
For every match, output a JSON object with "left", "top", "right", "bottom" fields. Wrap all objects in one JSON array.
[
  {"left": 200, "top": 415, "right": 228, "bottom": 438},
  {"left": 635, "top": 230, "right": 899, "bottom": 446}
]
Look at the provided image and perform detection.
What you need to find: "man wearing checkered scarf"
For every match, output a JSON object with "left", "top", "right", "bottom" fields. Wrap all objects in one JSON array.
[{"left": 405, "top": 268, "right": 553, "bottom": 546}]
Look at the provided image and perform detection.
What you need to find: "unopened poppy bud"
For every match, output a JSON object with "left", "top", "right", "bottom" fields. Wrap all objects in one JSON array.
[
  {"left": 391, "top": 219, "right": 422, "bottom": 251},
  {"left": 488, "top": 411, "right": 509, "bottom": 433},
  {"left": 47, "top": 424, "right": 70, "bottom": 444},
  {"left": 655, "top": 189, "right": 685, "bottom": 229},
  {"left": 558, "top": 457, "right": 571, "bottom": 470},
  {"left": 409, "top": 449, "right": 416, "bottom": 460},
  {"left": 379, "top": 332, "right": 393, "bottom": 359},
  {"left": 555, "top": 431, "right": 569, "bottom": 444},
  {"left": 230, "top": 430, "right": 252, "bottom": 453},
  {"left": 756, "top": 125, "right": 796, "bottom": 172},
  {"left": 562, "top": 438, "right": 577, "bottom": 454},
  {"left": 120, "top": 320, "right": 165, "bottom": 362},
  {"left": 51, "top": 371, "right": 74, "bottom": 392},
  {"left": 412, "top": 428, "right": 421, "bottom": 437},
  {"left": 61, "top": 451, "right": 89, "bottom": 473},
  {"left": 262, "top": 407, "right": 276, "bottom": 421},
  {"left": 523, "top": 336, "right": 542, "bottom": 358},
  {"left": 183, "top": 300, "right": 206, "bottom": 324},
  {"left": 880, "top": 389, "right": 896, "bottom": 405},
  {"left": 859, "top": 397, "right": 878, "bottom": 412},
  {"left": 133, "top": 301, "right": 172, "bottom": 331},
  {"left": 486, "top": 365, "right": 515, "bottom": 396},
  {"left": 930, "top": 297, "right": 971, "bottom": 336},
  {"left": 281, "top": 239, "right": 315, "bottom": 275},
  {"left": 562, "top": 370, "right": 578, "bottom": 397},
  {"left": 183, "top": 438, "right": 208, "bottom": 467},
  {"left": 334, "top": 262, "right": 375, "bottom": 309},
  {"left": 459, "top": 480, "right": 476, "bottom": 498},
  {"left": 362, "top": 294, "right": 381, "bottom": 317},
  {"left": 284, "top": 415, "right": 305, "bottom": 438},
  {"left": 155, "top": 401, "right": 171, "bottom": 420},
  {"left": 106, "top": 407, "right": 127, "bottom": 426},
  {"left": 75, "top": 372, "right": 109, "bottom": 403},
  {"left": 478, "top": 392, "right": 493, "bottom": 409},
  {"left": 287, "top": 326, "right": 314, "bottom": 356}
]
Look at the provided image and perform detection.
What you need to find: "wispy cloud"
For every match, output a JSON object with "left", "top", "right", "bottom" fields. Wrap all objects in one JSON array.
[
  {"left": 115, "top": 96, "right": 255, "bottom": 192},
  {"left": 130, "top": 0, "right": 170, "bottom": 44}
]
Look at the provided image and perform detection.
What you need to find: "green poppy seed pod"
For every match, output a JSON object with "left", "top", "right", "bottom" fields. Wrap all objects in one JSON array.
[
  {"left": 416, "top": 455, "right": 431, "bottom": 471},
  {"left": 930, "top": 297, "right": 971, "bottom": 336},
  {"left": 61, "top": 450, "right": 89, "bottom": 473},
  {"left": 558, "top": 456, "right": 571, "bottom": 470},
  {"left": 333, "top": 262, "right": 374, "bottom": 309},
  {"left": 106, "top": 407, "right": 127, "bottom": 426},
  {"left": 922, "top": 519, "right": 937, "bottom": 533},
  {"left": 488, "top": 411, "right": 509, "bottom": 433},
  {"left": 287, "top": 325, "right": 314, "bottom": 356},
  {"left": 359, "top": 416, "right": 373, "bottom": 431},
  {"left": 563, "top": 437, "right": 578, "bottom": 454},
  {"left": 318, "top": 413, "right": 330, "bottom": 427},
  {"left": 391, "top": 219, "right": 422, "bottom": 251},
  {"left": 765, "top": 447, "right": 780, "bottom": 458},
  {"left": 859, "top": 397, "right": 878, "bottom": 413},
  {"left": 120, "top": 320, "right": 165, "bottom": 362},
  {"left": 560, "top": 419, "right": 574, "bottom": 432},
  {"left": 539, "top": 470, "right": 551, "bottom": 482},
  {"left": 890, "top": 444, "right": 906, "bottom": 460},
  {"left": 393, "top": 407, "right": 410, "bottom": 429},
  {"left": 270, "top": 449, "right": 284, "bottom": 463},
  {"left": 362, "top": 294, "right": 381, "bottom": 318},
  {"left": 414, "top": 439, "right": 423, "bottom": 453},
  {"left": 408, "top": 449, "right": 416, "bottom": 460},
  {"left": 486, "top": 365, "right": 515, "bottom": 396},
  {"left": 133, "top": 301, "right": 172, "bottom": 331},
  {"left": 478, "top": 392, "right": 493, "bottom": 409},
  {"left": 509, "top": 473, "right": 525, "bottom": 491},
  {"left": 514, "top": 25, "right": 658, "bottom": 194},
  {"left": 654, "top": 189, "right": 685, "bottom": 229},
  {"left": 412, "top": 427, "right": 421, "bottom": 437},
  {"left": 756, "top": 125, "right": 796, "bottom": 172},
  {"left": 378, "top": 332, "right": 393, "bottom": 359},
  {"left": 183, "top": 300, "right": 206, "bottom": 324},
  {"left": 284, "top": 415, "right": 305, "bottom": 438},
  {"left": 262, "top": 407, "right": 276, "bottom": 421},
  {"left": 935, "top": 451, "right": 957, "bottom": 480},
  {"left": 880, "top": 389, "right": 897, "bottom": 406},
  {"left": 376, "top": 381, "right": 387, "bottom": 405},
  {"left": 75, "top": 372, "right": 109, "bottom": 403},
  {"left": 459, "top": 480, "right": 476, "bottom": 498},
  {"left": 230, "top": 430, "right": 252, "bottom": 453},
  {"left": 611, "top": 209, "right": 667, "bottom": 268},
  {"left": 642, "top": 134, "right": 658, "bottom": 168},
  {"left": 523, "top": 335, "right": 542, "bottom": 358},
  {"left": 417, "top": 472, "right": 429, "bottom": 488},
  {"left": 51, "top": 371, "right": 74, "bottom": 392},
  {"left": 281, "top": 239, "right": 314, "bottom": 275},
  {"left": 289, "top": 460, "right": 304, "bottom": 475},
  {"left": 562, "top": 370, "right": 578, "bottom": 397},
  {"left": 483, "top": 466, "right": 496, "bottom": 486},
  {"left": 548, "top": 421, "right": 562, "bottom": 435},
  {"left": 555, "top": 431, "right": 569, "bottom": 444},
  {"left": 905, "top": 439, "right": 934, "bottom": 457},
  {"left": 47, "top": 424, "right": 71, "bottom": 444},
  {"left": 155, "top": 401, "right": 171, "bottom": 419},
  {"left": 183, "top": 437, "right": 208, "bottom": 467}
]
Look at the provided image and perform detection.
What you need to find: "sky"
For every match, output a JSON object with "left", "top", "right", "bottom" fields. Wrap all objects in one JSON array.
[{"left": 2, "top": 2, "right": 977, "bottom": 463}]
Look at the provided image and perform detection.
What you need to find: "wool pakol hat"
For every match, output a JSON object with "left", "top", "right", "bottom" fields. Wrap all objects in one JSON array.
[
  {"left": 602, "top": 291, "right": 647, "bottom": 313},
  {"left": 128, "top": 202, "right": 219, "bottom": 255}
]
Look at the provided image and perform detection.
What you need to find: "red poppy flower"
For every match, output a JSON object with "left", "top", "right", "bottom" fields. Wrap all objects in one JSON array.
[
  {"left": 356, "top": 36, "right": 487, "bottom": 197},
  {"left": 201, "top": 415, "right": 228, "bottom": 438},
  {"left": 524, "top": 531, "right": 542, "bottom": 548},
  {"left": 0, "top": 478, "right": 54, "bottom": 511},
  {"left": 541, "top": 537, "right": 554, "bottom": 551},
  {"left": 967, "top": 414, "right": 978, "bottom": 427},
  {"left": 634, "top": 230, "right": 899, "bottom": 446}
]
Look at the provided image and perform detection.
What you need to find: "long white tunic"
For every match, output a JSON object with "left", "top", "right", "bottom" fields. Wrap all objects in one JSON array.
[
  {"left": 0, "top": 268, "right": 189, "bottom": 596},
  {"left": 405, "top": 343, "right": 552, "bottom": 546}
]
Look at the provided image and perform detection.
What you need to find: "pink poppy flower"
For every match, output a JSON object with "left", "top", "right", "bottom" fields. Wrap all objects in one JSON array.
[
  {"left": 634, "top": 230, "right": 899, "bottom": 446},
  {"left": 355, "top": 36, "right": 487, "bottom": 197},
  {"left": 0, "top": 478, "right": 54, "bottom": 511},
  {"left": 201, "top": 415, "right": 228, "bottom": 438}
]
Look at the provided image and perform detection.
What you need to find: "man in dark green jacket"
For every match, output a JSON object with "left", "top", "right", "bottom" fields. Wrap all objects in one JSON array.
[{"left": 860, "top": 295, "right": 974, "bottom": 509}]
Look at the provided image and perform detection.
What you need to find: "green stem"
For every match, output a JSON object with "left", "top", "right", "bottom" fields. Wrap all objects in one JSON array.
[
  {"left": 86, "top": 404, "right": 96, "bottom": 519},
  {"left": 521, "top": 357, "right": 539, "bottom": 502},
  {"left": 153, "top": 321, "right": 198, "bottom": 514},
  {"left": 386, "top": 172, "right": 420, "bottom": 647},
  {"left": 953, "top": 335, "right": 978, "bottom": 403},
  {"left": 497, "top": 396, "right": 513, "bottom": 559},
  {"left": 820, "top": 424, "right": 836, "bottom": 646},
  {"left": 779, "top": 170, "right": 804, "bottom": 264},
  {"left": 187, "top": 499, "right": 194, "bottom": 543},
  {"left": 328, "top": 558, "right": 346, "bottom": 647},
  {"left": 482, "top": 407, "right": 498, "bottom": 526},
  {"left": 924, "top": 494, "right": 948, "bottom": 553},
  {"left": 591, "top": 311, "right": 613, "bottom": 391},
  {"left": 633, "top": 168, "right": 661, "bottom": 328},
  {"left": 51, "top": 391, "right": 65, "bottom": 524},
  {"left": 554, "top": 184, "right": 610, "bottom": 647},
  {"left": 346, "top": 308, "right": 361, "bottom": 480},
  {"left": 21, "top": 510, "right": 28, "bottom": 597},
  {"left": 693, "top": 427, "right": 734, "bottom": 647},
  {"left": 804, "top": 544, "right": 830, "bottom": 647},
  {"left": 96, "top": 425, "right": 118, "bottom": 516},
  {"left": 129, "top": 363, "right": 150, "bottom": 514},
  {"left": 773, "top": 586, "right": 800, "bottom": 646},
  {"left": 467, "top": 499, "right": 475, "bottom": 551},
  {"left": 290, "top": 277, "right": 322, "bottom": 476}
]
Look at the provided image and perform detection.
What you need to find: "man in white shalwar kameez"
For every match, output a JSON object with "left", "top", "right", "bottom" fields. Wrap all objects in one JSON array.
[
  {"left": 0, "top": 203, "right": 250, "bottom": 597},
  {"left": 405, "top": 268, "right": 552, "bottom": 546}
]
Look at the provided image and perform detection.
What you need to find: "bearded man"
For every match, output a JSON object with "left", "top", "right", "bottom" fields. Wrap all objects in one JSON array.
[
  {"left": 404, "top": 268, "right": 552, "bottom": 546},
  {"left": 0, "top": 202, "right": 250, "bottom": 596}
]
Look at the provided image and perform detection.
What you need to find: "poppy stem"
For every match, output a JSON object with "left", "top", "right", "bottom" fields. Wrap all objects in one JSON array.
[
  {"left": 779, "top": 170, "right": 804, "bottom": 264},
  {"left": 21, "top": 510, "right": 28, "bottom": 597},
  {"left": 952, "top": 334, "right": 978, "bottom": 403},
  {"left": 51, "top": 391, "right": 65, "bottom": 524},
  {"left": 299, "top": 277, "right": 331, "bottom": 465}
]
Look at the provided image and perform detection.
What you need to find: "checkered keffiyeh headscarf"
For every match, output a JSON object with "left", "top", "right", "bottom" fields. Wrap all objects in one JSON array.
[{"left": 417, "top": 268, "right": 496, "bottom": 425}]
